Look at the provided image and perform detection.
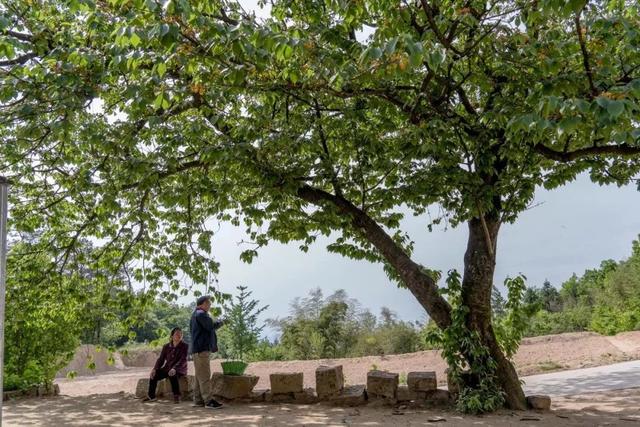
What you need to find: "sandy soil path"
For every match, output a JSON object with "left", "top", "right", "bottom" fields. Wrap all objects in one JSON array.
[{"left": 4, "top": 388, "right": 640, "bottom": 426}]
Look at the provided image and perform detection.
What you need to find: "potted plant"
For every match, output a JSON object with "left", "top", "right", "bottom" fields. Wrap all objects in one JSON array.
[{"left": 221, "top": 360, "right": 248, "bottom": 376}]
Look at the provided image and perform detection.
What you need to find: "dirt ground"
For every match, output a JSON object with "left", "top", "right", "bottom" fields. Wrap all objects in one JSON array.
[
  {"left": 7, "top": 330, "right": 631, "bottom": 426},
  {"left": 54, "top": 331, "right": 640, "bottom": 396},
  {"left": 4, "top": 388, "right": 640, "bottom": 426},
  {"left": 5, "top": 331, "right": 639, "bottom": 426}
]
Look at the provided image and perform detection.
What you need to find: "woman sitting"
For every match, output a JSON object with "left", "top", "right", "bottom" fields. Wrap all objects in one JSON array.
[{"left": 143, "top": 327, "right": 188, "bottom": 403}]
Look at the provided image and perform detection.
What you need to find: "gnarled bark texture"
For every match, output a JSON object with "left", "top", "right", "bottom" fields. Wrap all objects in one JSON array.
[{"left": 461, "top": 217, "right": 527, "bottom": 410}]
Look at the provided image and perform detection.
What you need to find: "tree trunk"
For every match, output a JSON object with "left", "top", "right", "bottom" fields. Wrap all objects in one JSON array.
[
  {"left": 296, "top": 184, "right": 526, "bottom": 409},
  {"left": 461, "top": 217, "right": 527, "bottom": 410}
]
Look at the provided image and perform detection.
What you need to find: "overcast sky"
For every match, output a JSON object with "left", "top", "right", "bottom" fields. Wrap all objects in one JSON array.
[{"left": 202, "top": 174, "right": 640, "bottom": 325}]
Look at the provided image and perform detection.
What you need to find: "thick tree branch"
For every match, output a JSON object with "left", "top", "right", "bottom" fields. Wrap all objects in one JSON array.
[
  {"left": 1, "top": 29, "right": 33, "bottom": 42},
  {"left": 419, "top": 0, "right": 462, "bottom": 55},
  {"left": 456, "top": 86, "right": 477, "bottom": 115},
  {"left": 575, "top": 11, "right": 598, "bottom": 97},
  {"left": 215, "top": 9, "right": 239, "bottom": 26},
  {"left": 535, "top": 143, "right": 640, "bottom": 161},
  {"left": 313, "top": 99, "right": 343, "bottom": 197},
  {"left": 0, "top": 52, "right": 37, "bottom": 67},
  {"left": 296, "top": 184, "right": 452, "bottom": 328},
  {"left": 120, "top": 159, "right": 205, "bottom": 191}
]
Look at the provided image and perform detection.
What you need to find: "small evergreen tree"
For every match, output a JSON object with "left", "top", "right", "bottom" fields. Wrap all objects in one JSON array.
[
  {"left": 221, "top": 286, "right": 269, "bottom": 361},
  {"left": 492, "top": 286, "right": 506, "bottom": 319},
  {"left": 540, "top": 280, "right": 563, "bottom": 313}
]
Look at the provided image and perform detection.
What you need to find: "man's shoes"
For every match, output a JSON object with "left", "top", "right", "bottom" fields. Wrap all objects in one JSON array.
[
  {"left": 141, "top": 396, "right": 157, "bottom": 402},
  {"left": 192, "top": 402, "right": 205, "bottom": 407},
  {"left": 205, "top": 399, "right": 223, "bottom": 409}
]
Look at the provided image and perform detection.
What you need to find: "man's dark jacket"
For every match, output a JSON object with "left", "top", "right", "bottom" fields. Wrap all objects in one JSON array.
[{"left": 189, "top": 308, "right": 223, "bottom": 354}]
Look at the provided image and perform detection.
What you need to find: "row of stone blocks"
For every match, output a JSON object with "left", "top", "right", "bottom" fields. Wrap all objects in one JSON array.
[
  {"left": 135, "top": 366, "right": 451, "bottom": 407},
  {"left": 135, "top": 368, "right": 551, "bottom": 410}
]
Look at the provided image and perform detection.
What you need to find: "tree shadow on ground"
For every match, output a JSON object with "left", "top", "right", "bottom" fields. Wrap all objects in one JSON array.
[{"left": 4, "top": 391, "right": 640, "bottom": 426}]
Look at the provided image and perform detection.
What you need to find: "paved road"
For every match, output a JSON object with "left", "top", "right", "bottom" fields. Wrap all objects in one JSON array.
[{"left": 522, "top": 360, "right": 640, "bottom": 396}]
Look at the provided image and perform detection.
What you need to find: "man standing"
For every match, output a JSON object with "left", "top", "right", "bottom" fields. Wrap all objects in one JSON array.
[{"left": 189, "top": 295, "right": 224, "bottom": 409}]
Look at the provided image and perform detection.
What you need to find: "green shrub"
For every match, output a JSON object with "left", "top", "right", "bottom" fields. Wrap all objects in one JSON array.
[
  {"left": 399, "top": 372, "right": 407, "bottom": 385},
  {"left": 590, "top": 300, "right": 640, "bottom": 335},
  {"left": 525, "top": 307, "right": 592, "bottom": 337},
  {"left": 4, "top": 245, "right": 85, "bottom": 390},
  {"left": 248, "top": 340, "right": 286, "bottom": 362}
]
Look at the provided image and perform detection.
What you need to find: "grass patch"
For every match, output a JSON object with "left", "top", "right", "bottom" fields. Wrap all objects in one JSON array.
[
  {"left": 538, "top": 360, "right": 563, "bottom": 371},
  {"left": 399, "top": 372, "right": 407, "bottom": 385}
]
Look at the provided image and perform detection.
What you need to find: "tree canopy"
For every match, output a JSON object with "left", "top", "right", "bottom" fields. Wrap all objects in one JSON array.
[{"left": 1, "top": 0, "right": 638, "bottom": 298}]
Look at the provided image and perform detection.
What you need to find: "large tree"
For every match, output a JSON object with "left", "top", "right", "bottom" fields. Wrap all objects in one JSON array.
[{"left": 1, "top": 0, "right": 639, "bottom": 410}]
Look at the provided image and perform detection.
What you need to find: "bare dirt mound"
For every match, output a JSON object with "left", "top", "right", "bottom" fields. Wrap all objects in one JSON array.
[
  {"left": 521, "top": 331, "right": 601, "bottom": 345},
  {"left": 120, "top": 350, "right": 161, "bottom": 368},
  {"left": 514, "top": 331, "right": 632, "bottom": 376},
  {"left": 57, "top": 345, "right": 124, "bottom": 378},
  {"left": 605, "top": 331, "right": 640, "bottom": 355}
]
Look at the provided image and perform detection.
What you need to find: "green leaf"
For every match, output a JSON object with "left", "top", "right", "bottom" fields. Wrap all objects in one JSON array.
[
  {"left": 409, "top": 52, "right": 422, "bottom": 67},
  {"left": 629, "top": 80, "right": 640, "bottom": 97},
  {"left": 159, "top": 24, "right": 170, "bottom": 37},
  {"left": 426, "top": 50, "right": 445, "bottom": 70},
  {"left": 153, "top": 92, "right": 169, "bottom": 110},
  {"left": 385, "top": 37, "right": 399, "bottom": 55},
  {"left": 369, "top": 47, "right": 383, "bottom": 60},
  {"left": 575, "top": 99, "right": 590, "bottom": 114},
  {"left": 156, "top": 62, "right": 167, "bottom": 77},
  {"left": 282, "top": 44, "right": 293, "bottom": 60},
  {"left": 289, "top": 69, "right": 300, "bottom": 84},
  {"left": 595, "top": 96, "right": 610, "bottom": 109},
  {"left": 567, "top": 0, "right": 588, "bottom": 13},
  {"left": 129, "top": 32, "right": 141, "bottom": 47},
  {"left": 557, "top": 117, "right": 582, "bottom": 136},
  {"left": 0, "top": 16, "right": 10, "bottom": 31},
  {"left": 153, "top": 93, "right": 163, "bottom": 110},
  {"left": 606, "top": 100, "right": 625, "bottom": 118}
]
